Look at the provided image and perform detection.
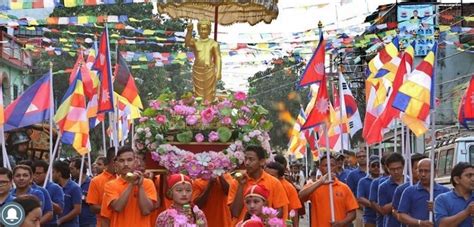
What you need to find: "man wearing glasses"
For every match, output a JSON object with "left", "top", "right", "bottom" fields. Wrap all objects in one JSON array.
[
  {"left": 346, "top": 149, "right": 368, "bottom": 227},
  {"left": 0, "top": 167, "right": 14, "bottom": 206},
  {"left": 377, "top": 152, "right": 405, "bottom": 227},
  {"left": 356, "top": 156, "right": 380, "bottom": 227}
]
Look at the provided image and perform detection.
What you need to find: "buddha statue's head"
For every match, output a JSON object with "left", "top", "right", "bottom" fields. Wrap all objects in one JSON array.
[{"left": 197, "top": 19, "right": 212, "bottom": 39}]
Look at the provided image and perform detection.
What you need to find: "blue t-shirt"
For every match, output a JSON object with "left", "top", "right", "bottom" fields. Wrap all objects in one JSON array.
[
  {"left": 10, "top": 187, "right": 46, "bottom": 211},
  {"left": 79, "top": 177, "right": 96, "bottom": 225},
  {"left": 369, "top": 175, "right": 388, "bottom": 227},
  {"left": 45, "top": 181, "right": 65, "bottom": 225},
  {"left": 346, "top": 167, "right": 367, "bottom": 196},
  {"left": 398, "top": 182, "right": 449, "bottom": 222},
  {"left": 434, "top": 190, "right": 474, "bottom": 227},
  {"left": 337, "top": 169, "right": 351, "bottom": 183},
  {"left": 31, "top": 183, "right": 53, "bottom": 214},
  {"left": 357, "top": 176, "right": 376, "bottom": 224},
  {"left": 378, "top": 176, "right": 402, "bottom": 227},
  {"left": 60, "top": 179, "right": 82, "bottom": 227},
  {"left": 390, "top": 182, "right": 411, "bottom": 227},
  {"left": 0, "top": 194, "right": 15, "bottom": 206}
]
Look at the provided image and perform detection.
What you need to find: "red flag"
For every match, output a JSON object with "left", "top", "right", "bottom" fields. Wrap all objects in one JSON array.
[
  {"left": 301, "top": 77, "right": 329, "bottom": 130},
  {"left": 114, "top": 53, "right": 143, "bottom": 109},
  {"left": 93, "top": 26, "right": 114, "bottom": 113},
  {"left": 460, "top": 75, "right": 474, "bottom": 128},
  {"left": 298, "top": 31, "right": 325, "bottom": 87}
]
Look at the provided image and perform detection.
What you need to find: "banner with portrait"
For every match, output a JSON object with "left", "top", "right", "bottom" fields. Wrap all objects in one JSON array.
[{"left": 397, "top": 4, "right": 436, "bottom": 56}]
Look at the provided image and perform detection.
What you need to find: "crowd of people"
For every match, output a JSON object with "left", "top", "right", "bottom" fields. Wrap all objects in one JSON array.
[{"left": 0, "top": 144, "right": 472, "bottom": 227}]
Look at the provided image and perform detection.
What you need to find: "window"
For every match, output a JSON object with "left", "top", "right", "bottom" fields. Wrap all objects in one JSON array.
[
  {"left": 445, "top": 149, "right": 454, "bottom": 175},
  {"left": 469, "top": 145, "right": 474, "bottom": 165},
  {"left": 437, "top": 150, "right": 447, "bottom": 177}
]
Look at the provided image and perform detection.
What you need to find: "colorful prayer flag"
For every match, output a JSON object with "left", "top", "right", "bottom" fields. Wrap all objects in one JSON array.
[
  {"left": 393, "top": 44, "right": 437, "bottom": 136},
  {"left": 55, "top": 70, "right": 91, "bottom": 155},
  {"left": 4, "top": 74, "right": 51, "bottom": 131}
]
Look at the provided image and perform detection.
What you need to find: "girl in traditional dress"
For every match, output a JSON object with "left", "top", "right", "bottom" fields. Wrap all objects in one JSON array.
[
  {"left": 236, "top": 184, "right": 284, "bottom": 227},
  {"left": 156, "top": 174, "right": 207, "bottom": 227}
]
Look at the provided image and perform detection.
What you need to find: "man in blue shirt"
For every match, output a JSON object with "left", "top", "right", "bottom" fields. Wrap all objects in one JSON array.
[
  {"left": 398, "top": 158, "right": 449, "bottom": 226},
  {"left": 357, "top": 155, "right": 380, "bottom": 227},
  {"left": 0, "top": 168, "right": 14, "bottom": 206},
  {"left": 53, "top": 160, "right": 82, "bottom": 226},
  {"left": 33, "top": 160, "right": 65, "bottom": 227},
  {"left": 369, "top": 153, "right": 390, "bottom": 227},
  {"left": 336, "top": 153, "right": 351, "bottom": 183},
  {"left": 391, "top": 153, "right": 425, "bottom": 226},
  {"left": 378, "top": 152, "right": 405, "bottom": 227},
  {"left": 434, "top": 162, "right": 474, "bottom": 227},
  {"left": 10, "top": 165, "right": 46, "bottom": 211},
  {"left": 70, "top": 158, "right": 96, "bottom": 227},
  {"left": 18, "top": 159, "right": 55, "bottom": 225}
]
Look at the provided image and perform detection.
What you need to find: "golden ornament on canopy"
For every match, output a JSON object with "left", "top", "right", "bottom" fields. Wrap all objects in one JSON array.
[{"left": 157, "top": 0, "right": 279, "bottom": 39}]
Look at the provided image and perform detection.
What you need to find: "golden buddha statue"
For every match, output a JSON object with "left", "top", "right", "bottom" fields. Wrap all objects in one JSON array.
[{"left": 185, "top": 20, "right": 222, "bottom": 102}]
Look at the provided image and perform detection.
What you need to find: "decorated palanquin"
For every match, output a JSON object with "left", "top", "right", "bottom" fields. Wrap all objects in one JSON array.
[{"left": 134, "top": 90, "right": 273, "bottom": 179}]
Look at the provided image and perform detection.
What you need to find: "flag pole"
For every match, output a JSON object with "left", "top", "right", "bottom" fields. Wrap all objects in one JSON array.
[
  {"left": 0, "top": 80, "right": 11, "bottom": 169},
  {"left": 324, "top": 123, "right": 335, "bottom": 223},
  {"left": 78, "top": 154, "right": 85, "bottom": 185},
  {"left": 48, "top": 61, "right": 54, "bottom": 179},
  {"left": 428, "top": 32, "right": 440, "bottom": 223},
  {"left": 406, "top": 127, "right": 413, "bottom": 186},
  {"left": 394, "top": 119, "right": 397, "bottom": 154},
  {"left": 105, "top": 22, "right": 119, "bottom": 153},
  {"left": 87, "top": 151, "right": 92, "bottom": 176},
  {"left": 102, "top": 121, "right": 107, "bottom": 156},
  {"left": 131, "top": 120, "right": 135, "bottom": 149},
  {"left": 365, "top": 144, "right": 369, "bottom": 175},
  {"left": 338, "top": 70, "right": 345, "bottom": 154},
  {"left": 46, "top": 133, "right": 61, "bottom": 186},
  {"left": 401, "top": 123, "right": 407, "bottom": 183}
]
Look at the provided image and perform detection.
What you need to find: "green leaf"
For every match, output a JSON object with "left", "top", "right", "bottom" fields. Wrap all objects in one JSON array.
[
  {"left": 262, "top": 121, "right": 273, "bottom": 131},
  {"left": 255, "top": 105, "right": 269, "bottom": 115},
  {"left": 217, "top": 127, "right": 232, "bottom": 142},
  {"left": 176, "top": 131, "right": 193, "bottom": 143},
  {"left": 220, "top": 107, "right": 232, "bottom": 116},
  {"left": 143, "top": 108, "right": 158, "bottom": 117}
]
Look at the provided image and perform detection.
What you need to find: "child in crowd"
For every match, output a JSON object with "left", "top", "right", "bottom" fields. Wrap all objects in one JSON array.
[
  {"left": 237, "top": 184, "right": 284, "bottom": 227},
  {"left": 155, "top": 174, "right": 207, "bottom": 226}
]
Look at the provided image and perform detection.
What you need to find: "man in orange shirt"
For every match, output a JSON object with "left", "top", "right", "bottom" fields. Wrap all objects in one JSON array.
[
  {"left": 299, "top": 153, "right": 358, "bottom": 227},
  {"left": 100, "top": 146, "right": 157, "bottom": 227},
  {"left": 266, "top": 161, "right": 302, "bottom": 227},
  {"left": 192, "top": 174, "right": 232, "bottom": 227},
  {"left": 228, "top": 145, "right": 289, "bottom": 222},
  {"left": 86, "top": 147, "right": 116, "bottom": 227}
]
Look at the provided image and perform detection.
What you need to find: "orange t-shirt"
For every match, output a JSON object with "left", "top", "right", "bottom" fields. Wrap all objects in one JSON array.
[
  {"left": 85, "top": 170, "right": 116, "bottom": 227},
  {"left": 281, "top": 178, "right": 302, "bottom": 215},
  {"left": 101, "top": 177, "right": 157, "bottom": 227},
  {"left": 149, "top": 175, "right": 171, "bottom": 226},
  {"left": 192, "top": 174, "right": 233, "bottom": 227},
  {"left": 306, "top": 179, "right": 358, "bottom": 227},
  {"left": 227, "top": 171, "right": 289, "bottom": 222}
]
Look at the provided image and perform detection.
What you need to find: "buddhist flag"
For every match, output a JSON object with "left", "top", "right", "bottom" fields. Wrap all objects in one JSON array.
[
  {"left": 298, "top": 30, "right": 325, "bottom": 87},
  {"left": 393, "top": 44, "right": 437, "bottom": 136},
  {"left": 114, "top": 53, "right": 143, "bottom": 109},
  {"left": 55, "top": 70, "right": 91, "bottom": 155},
  {"left": 301, "top": 76, "right": 330, "bottom": 130},
  {"left": 93, "top": 25, "right": 114, "bottom": 113}
]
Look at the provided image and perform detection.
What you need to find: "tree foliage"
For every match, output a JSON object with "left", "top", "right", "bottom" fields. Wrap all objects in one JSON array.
[{"left": 247, "top": 54, "right": 307, "bottom": 148}]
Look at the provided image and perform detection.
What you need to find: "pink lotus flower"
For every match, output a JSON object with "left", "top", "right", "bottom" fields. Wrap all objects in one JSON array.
[
  {"left": 195, "top": 133, "right": 204, "bottom": 142},
  {"left": 201, "top": 107, "right": 216, "bottom": 124},
  {"left": 237, "top": 118, "right": 248, "bottom": 126},
  {"left": 208, "top": 131, "right": 219, "bottom": 142},
  {"left": 186, "top": 115, "right": 198, "bottom": 125},
  {"left": 268, "top": 217, "right": 283, "bottom": 226},
  {"left": 139, "top": 117, "right": 149, "bottom": 123},
  {"left": 221, "top": 116, "right": 232, "bottom": 125},
  {"left": 240, "top": 106, "right": 251, "bottom": 113},
  {"left": 155, "top": 115, "right": 167, "bottom": 124},
  {"left": 234, "top": 91, "right": 247, "bottom": 101}
]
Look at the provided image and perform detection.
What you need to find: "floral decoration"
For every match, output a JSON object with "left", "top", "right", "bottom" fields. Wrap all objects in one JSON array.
[
  {"left": 249, "top": 206, "right": 284, "bottom": 227},
  {"left": 134, "top": 90, "right": 274, "bottom": 179}
]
